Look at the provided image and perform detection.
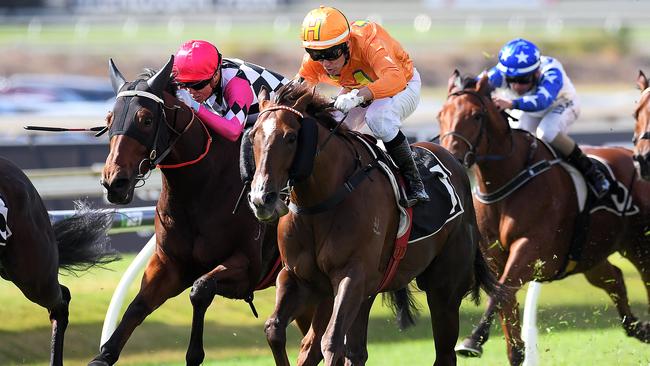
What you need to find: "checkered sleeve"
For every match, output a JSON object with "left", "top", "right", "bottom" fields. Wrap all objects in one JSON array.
[{"left": 224, "top": 74, "right": 254, "bottom": 124}]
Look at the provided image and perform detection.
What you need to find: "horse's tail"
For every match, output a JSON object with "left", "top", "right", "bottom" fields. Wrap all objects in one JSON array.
[
  {"left": 383, "top": 287, "right": 419, "bottom": 331},
  {"left": 54, "top": 201, "right": 120, "bottom": 273},
  {"left": 471, "top": 246, "right": 503, "bottom": 304}
]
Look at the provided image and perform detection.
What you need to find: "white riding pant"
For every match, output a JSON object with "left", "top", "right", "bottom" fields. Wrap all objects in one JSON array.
[
  {"left": 511, "top": 98, "right": 581, "bottom": 143},
  {"left": 342, "top": 68, "right": 421, "bottom": 142}
]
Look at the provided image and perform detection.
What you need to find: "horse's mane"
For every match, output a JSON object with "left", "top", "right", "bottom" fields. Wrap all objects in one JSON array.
[
  {"left": 274, "top": 81, "right": 341, "bottom": 130},
  {"left": 137, "top": 68, "right": 178, "bottom": 95}
]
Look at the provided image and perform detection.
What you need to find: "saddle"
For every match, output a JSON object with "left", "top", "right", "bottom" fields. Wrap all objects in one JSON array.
[{"left": 349, "top": 132, "right": 465, "bottom": 243}]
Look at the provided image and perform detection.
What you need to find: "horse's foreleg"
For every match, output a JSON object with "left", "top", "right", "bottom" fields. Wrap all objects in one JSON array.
[
  {"left": 88, "top": 255, "right": 185, "bottom": 366},
  {"left": 322, "top": 266, "right": 366, "bottom": 366},
  {"left": 266, "top": 268, "right": 313, "bottom": 366},
  {"left": 186, "top": 252, "right": 250, "bottom": 366},
  {"left": 584, "top": 259, "right": 650, "bottom": 343},
  {"left": 297, "top": 298, "right": 333, "bottom": 366},
  {"left": 342, "top": 295, "right": 375, "bottom": 366},
  {"left": 487, "top": 237, "right": 539, "bottom": 366},
  {"left": 48, "top": 285, "right": 71, "bottom": 366}
]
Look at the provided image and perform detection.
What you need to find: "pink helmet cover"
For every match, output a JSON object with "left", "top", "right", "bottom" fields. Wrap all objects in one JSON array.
[{"left": 173, "top": 40, "right": 221, "bottom": 82}]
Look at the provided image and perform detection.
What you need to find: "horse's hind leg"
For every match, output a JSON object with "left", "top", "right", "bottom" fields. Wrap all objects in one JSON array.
[
  {"left": 89, "top": 255, "right": 185, "bottom": 366},
  {"left": 622, "top": 239, "right": 650, "bottom": 315},
  {"left": 456, "top": 297, "right": 498, "bottom": 358},
  {"left": 584, "top": 259, "right": 650, "bottom": 343},
  {"left": 48, "top": 285, "right": 71, "bottom": 366}
]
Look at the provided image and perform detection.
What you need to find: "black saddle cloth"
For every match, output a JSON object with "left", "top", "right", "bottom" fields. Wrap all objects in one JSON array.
[{"left": 408, "top": 146, "right": 465, "bottom": 243}]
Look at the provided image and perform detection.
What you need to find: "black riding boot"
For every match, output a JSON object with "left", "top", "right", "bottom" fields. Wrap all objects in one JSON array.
[
  {"left": 565, "top": 144, "right": 611, "bottom": 198},
  {"left": 385, "top": 132, "right": 430, "bottom": 207}
]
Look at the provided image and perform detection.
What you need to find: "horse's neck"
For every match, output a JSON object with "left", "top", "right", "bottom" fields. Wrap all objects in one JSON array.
[
  {"left": 291, "top": 128, "right": 356, "bottom": 206},
  {"left": 161, "top": 119, "right": 238, "bottom": 198},
  {"left": 474, "top": 130, "right": 533, "bottom": 190}
]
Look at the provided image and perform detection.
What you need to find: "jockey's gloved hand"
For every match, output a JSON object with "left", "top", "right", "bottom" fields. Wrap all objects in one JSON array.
[
  {"left": 334, "top": 89, "right": 365, "bottom": 113},
  {"left": 176, "top": 89, "right": 200, "bottom": 112}
]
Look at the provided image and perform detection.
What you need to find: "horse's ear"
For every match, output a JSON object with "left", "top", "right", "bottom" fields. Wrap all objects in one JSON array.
[
  {"left": 476, "top": 72, "right": 491, "bottom": 96},
  {"left": 147, "top": 55, "right": 174, "bottom": 95},
  {"left": 258, "top": 86, "right": 271, "bottom": 110},
  {"left": 637, "top": 70, "right": 648, "bottom": 91},
  {"left": 448, "top": 69, "right": 461, "bottom": 94},
  {"left": 109, "top": 58, "right": 126, "bottom": 94},
  {"left": 292, "top": 84, "right": 315, "bottom": 112}
]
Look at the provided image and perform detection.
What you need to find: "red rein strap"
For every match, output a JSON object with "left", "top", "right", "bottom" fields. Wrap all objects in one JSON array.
[{"left": 157, "top": 113, "right": 213, "bottom": 169}]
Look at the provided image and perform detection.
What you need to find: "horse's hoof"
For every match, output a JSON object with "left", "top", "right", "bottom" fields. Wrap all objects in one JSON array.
[
  {"left": 625, "top": 320, "right": 650, "bottom": 343},
  {"left": 455, "top": 338, "right": 483, "bottom": 358}
]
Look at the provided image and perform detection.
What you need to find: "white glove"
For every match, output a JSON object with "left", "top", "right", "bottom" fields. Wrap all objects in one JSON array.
[
  {"left": 334, "top": 89, "right": 365, "bottom": 113},
  {"left": 176, "top": 89, "right": 200, "bottom": 112}
]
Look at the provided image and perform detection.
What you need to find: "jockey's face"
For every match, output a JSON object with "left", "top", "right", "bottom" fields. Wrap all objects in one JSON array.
[
  {"left": 507, "top": 70, "right": 540, "bottom": 96},
  {"left": 186, "top": 68, "right": 221, "bottom": 103},
  {"left": 319, "top": 53, "right": 346, "bottom": 76}
]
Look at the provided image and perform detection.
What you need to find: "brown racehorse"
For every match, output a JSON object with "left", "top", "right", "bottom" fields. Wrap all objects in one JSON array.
[
  {"left": 246, "top": 81, "right": 501, "bottom": 366},
  {"left": 0, "top": 157, "right": 118, "bottom": 366},
  {"left": 90, "top": 56, "right": 311, "bottom": 366},
  {"left": 633, "top": 70, "right": 650, "bottom": 179},
  {"left": 438, "top": 70, "right": 650, "bottom": 365}
]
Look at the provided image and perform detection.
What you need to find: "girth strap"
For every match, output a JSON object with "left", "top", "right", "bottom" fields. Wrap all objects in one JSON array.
[
  {"left": 475, "top": 158, "right": 561, "bottom": 204},
  {"left": 288, "top": 160, "right": 380, "bottom": 215}
]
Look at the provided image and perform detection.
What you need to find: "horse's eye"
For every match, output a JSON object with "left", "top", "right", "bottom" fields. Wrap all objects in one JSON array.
[
  {"left": 143, "top": 117, "right": 153, "bottom": 126},
  {"left": 286, "top": 133, "right": 297, "bottom": 144}
]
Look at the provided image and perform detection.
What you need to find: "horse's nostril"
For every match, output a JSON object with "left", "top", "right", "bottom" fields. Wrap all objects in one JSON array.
[
  {"left": 111, "top": 178, "right": 130, "bottom": 190},
  {"left": 263, "top": 192, "right": 278, "bottom": 205}
]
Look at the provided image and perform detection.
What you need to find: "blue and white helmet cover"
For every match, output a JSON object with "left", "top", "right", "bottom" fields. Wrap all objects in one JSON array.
[{"left": 497, "top": 38, "right": 541, "bottom": 77}]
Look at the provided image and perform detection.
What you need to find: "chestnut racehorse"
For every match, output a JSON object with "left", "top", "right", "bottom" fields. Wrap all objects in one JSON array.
[
  {"left": 247, "top": 81, "right": 501, "bottom": 366},
  {"left": 90, "top": 56, "right": 311, "bottom": 366},
  {"left": 633, "top": 70, "right": 650, "bottom": 179},
  {"left": 438, "top": 70, "right": 650, "bottom": 365},
  {"left": 0, "top": 157, "right": 117, "bottom": 366}
]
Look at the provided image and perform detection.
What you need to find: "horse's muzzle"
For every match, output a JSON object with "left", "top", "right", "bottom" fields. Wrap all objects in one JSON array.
[
  {"left": 101, "top": 175, "right": 135, "bottom": 204},
  {"left": 248, "top": 191, "right": 289, "bottom": 222}
]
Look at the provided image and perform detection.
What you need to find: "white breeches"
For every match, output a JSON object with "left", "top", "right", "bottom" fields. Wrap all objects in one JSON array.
[
  {"left": 342, "top": 68, "right": 421, "bottom": 142},
  {"left": 511, "top": 98, "right": 581, "bottom": 142}
]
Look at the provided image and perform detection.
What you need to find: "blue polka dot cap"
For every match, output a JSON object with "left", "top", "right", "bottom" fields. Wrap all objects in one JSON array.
[{"left": 496, "top": 38, "right": 541, "bottom": 77}]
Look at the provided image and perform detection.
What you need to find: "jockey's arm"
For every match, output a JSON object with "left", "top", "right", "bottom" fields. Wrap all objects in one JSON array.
[
  {"left": 196, "top": 76, "right": 253, "bottom": 142},
  {"left": 511, "top": 68, "right": 564, "bottom": 112},
  {"left": 364, "top": 43, "right": 407, "bottom": 100}
]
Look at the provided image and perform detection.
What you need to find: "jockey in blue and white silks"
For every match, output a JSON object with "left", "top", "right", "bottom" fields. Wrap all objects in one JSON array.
[{"left": 484, "top": 38, "right": 610, "bottom": 198}]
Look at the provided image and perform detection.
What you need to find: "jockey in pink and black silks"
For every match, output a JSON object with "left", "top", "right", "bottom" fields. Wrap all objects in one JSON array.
[{"left": 173, "top": 39, "right": 290, "bottom": 142}]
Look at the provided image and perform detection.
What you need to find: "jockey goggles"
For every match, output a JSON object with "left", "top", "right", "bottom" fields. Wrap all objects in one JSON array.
[
  {"left": 306, "top": 45, "right": 345, "bottom": 61},
  {"left": 179, "top": 76, "right": 213, "bottom": 90},
  {"left": 506, "top": 74, "right": 535, "bottom": 84}
]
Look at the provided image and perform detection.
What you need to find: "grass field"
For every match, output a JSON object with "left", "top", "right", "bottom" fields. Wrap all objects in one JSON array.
[{"left": 0, "top": 252, "right": 648, "bottom": 366}]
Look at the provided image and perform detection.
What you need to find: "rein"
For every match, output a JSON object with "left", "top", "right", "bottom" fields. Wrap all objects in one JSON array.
[{"left": 441, "top": 90, "right": 515, "bottom": 166}]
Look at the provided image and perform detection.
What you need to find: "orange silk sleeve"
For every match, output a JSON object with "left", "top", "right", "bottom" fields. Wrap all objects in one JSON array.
[{"left": 363, "top": 40, "right": 408, "bottom": 99}]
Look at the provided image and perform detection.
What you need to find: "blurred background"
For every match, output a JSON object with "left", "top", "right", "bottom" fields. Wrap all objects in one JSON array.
[
  {"left": 1, "top": 1, "right": 650, "bottom": 366},
  {"left": 2, "top": 0, "right": 648, "bottom": 237}
]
